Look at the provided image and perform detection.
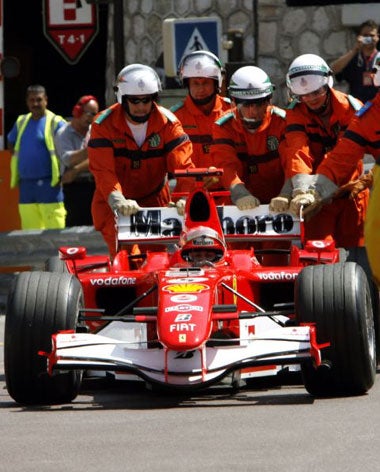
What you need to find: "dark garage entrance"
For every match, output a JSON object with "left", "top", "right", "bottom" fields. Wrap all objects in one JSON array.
[{"left": 3, "top": 1, "right": 108, "bottom": 138}]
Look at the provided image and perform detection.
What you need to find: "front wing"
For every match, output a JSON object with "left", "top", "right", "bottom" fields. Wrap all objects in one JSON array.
[{"left": 43, "top": 325, "right": 325, "bottom": 387}]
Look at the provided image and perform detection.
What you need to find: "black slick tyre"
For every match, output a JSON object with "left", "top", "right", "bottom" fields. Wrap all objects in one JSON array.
[
  {"left": 341, "top": 246, "right": 380, "bottom": 363},
  {"left": 295, "top": 262, "right": 376, "bottom": 397},
  {"left": 44, "top": 256, "right": 67, "bottom": 273},
  {"left": 4, "top": 271, "right": 83, "bottom": 405}
]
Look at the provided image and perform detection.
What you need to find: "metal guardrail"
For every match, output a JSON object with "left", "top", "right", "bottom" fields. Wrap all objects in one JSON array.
[{"left": 0, "top": 226, "right": 108, "bottom": 309}]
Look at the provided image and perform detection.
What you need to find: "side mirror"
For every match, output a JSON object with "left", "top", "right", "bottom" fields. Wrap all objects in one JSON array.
[{"left": 59, "top": 246, "right": 87, "bottom": 260}]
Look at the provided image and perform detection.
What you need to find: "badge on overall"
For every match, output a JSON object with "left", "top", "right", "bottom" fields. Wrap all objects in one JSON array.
[
  {"left": 267, "top": 136, "right": 279, "bottom": 151},
  {"left": 149, "top": 134, "right": 161, "bottom": 148}
]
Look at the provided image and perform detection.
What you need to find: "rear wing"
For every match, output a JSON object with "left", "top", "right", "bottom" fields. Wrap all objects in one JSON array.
[{"left": 117, "top": 205, "right": 302, "bottom": 245}]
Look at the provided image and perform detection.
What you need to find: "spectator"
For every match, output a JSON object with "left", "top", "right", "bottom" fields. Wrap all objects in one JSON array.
[
  {"left": 211, "top": 65, "right": 287, "bottom": 209},
  {"left": 171, "top": 50, "right": 230, "bottom": 192},
  {"left": 270, "top": 54, "right": 365, "bottom": 247},
  {"left": 54, "top": 95, "right": 99, "bottom": 226},
  {"left": 331, "top": 19, "right": 379, "bottom": 103},
  {"left": 88, "top": 64, "right": 194, "bottom": 259},
  {"left": 7, "top": 84, "right": 66, "bottom": 230}
]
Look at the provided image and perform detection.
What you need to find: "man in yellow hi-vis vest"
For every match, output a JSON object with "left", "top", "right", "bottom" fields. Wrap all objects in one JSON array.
[{"left": 7, "top": 84, "right": 67, "bottom": 229}]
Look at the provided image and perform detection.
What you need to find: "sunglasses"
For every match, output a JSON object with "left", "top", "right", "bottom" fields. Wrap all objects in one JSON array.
[{"left": 126, "top": 96, "right": 153, "bottom": 104}]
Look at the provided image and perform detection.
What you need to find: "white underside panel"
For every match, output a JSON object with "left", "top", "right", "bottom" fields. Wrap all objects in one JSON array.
[{"left": 52, "top": 326, "right": 312, "bottom": 386}]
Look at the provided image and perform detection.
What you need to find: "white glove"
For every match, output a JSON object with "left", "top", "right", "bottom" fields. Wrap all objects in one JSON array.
[
  {"left": 230, "top": 183, "right": 260, "bottom": 210},
  {"left": 289, "top": 189, "right": 320, "bottom": 215},
  {"left": 270, "top": 195, "right": 290, "bottom": 212},
  {"left": 236, "top": 195, "right": 260, "bottom": 210},
  {"left": 269, "top": 179, "right": 292, "bottom": 212},
  {"left": 108, "top": 190, "right": 141, "bottom": 216},
  {"left": 288, "top": 174, "right": 338, "bottom": 216},
  {"left": 175, "top": 198, "right": 186, "bottom": 216}
]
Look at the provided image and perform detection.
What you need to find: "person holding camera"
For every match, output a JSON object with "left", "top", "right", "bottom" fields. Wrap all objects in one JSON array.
[{"left": 331, "top": 19, "right": 379, "bottom": 103}]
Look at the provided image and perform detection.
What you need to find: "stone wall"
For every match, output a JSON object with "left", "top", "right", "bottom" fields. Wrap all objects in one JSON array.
[{"left": 106, "top": 1, "right": 380, "bottom": 106}]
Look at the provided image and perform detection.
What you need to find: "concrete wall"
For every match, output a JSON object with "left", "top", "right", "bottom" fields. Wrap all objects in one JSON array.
[{"left": 105, "top": 1, "right": 380, "bottom": 106}]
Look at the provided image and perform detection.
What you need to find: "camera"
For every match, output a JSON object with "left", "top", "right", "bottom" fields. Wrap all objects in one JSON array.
[{"left": 362, "top": 36, "right": 373, "bottom": 45}]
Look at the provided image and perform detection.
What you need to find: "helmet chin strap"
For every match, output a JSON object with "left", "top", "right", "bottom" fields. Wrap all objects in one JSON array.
[
  {"left": 127, "top": 112, "right": 151, "bottom": 123},
  {"left": 309, "top": 88, "right": 330, "bottom": 116},
  {"left": 122, "top": 98, "right": 151, "bottom": 123},
  {"left": 190, "top": 92, "right": 216, "bottom": 106},
  {"left": 242, "top": 118, "right": 262, "bottom": 131},
  {"left": 189, "top": 82, "right": 218, "bottom": 106},
  {"left": 236, "top": 106, "right": 262, "bottom": 131}
]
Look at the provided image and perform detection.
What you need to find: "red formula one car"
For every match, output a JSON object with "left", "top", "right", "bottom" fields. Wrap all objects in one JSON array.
[{"left": 4, "top": 169, "right": 377, "bottom": 405}]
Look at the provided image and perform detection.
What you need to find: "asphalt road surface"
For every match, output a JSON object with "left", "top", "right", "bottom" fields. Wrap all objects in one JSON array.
[{"left": 1, "top": 314, "right": 380, "bottom": 472}]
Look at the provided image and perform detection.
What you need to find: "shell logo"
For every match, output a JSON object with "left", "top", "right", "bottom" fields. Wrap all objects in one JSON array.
[{"left": 163, "top": 283, "right": 209, "bottom": 293}]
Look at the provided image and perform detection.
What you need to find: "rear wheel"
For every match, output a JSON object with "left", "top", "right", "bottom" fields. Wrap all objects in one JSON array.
[
  {"left": 4, "top": 271, "right": 83, "bottom": 405},
  {"left": 295, "top": 262, "right": 376, "bottom": 396},
  {"left": 44, "top": 256, "right": 67, "bottom": 273}
]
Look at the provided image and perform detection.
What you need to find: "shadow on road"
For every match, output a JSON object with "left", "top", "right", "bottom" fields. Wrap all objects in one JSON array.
[
  {"left": 4, "top": 369, "right": 379, "bottom": 411},
  {"left": 2, "top": 374, "right": 315, "bottom": 411}
]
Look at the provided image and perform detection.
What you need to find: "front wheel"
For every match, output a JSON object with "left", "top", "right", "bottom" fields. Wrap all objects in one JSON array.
[
  {"left": 4, "top": 271, "right": 83, "bottom": 405},
  {"left": 295, "top": 262, "right": 376, "bottom": 397}
]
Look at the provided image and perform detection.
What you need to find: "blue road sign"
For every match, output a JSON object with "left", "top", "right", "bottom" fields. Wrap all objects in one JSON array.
[{"left": 163, "top": 17, "right": 222, "bottom": 76}]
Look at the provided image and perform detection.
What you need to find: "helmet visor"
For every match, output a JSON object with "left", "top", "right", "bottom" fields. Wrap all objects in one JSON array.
[{"left": 288, "top": 73, "right": 328, "bottom": 96}]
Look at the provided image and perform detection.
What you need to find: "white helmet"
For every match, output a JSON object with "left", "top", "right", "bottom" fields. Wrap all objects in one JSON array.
[
  {"left": 228, "top": 66, "right": 274, "bottom": 100},
  {"left": 178, "top": 50, "right": 223, "bottom": 88},
  {"left": 372, "top": 51, "right": 380, "bottom": 87},
  {"left": 286, "top": 54, "right": 333, "bottom": 96},
  {"left": 114, "top": 64, "right": 162, "bottom": 103}
]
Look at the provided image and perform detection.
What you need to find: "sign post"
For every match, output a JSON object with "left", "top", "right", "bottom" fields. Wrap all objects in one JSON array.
[
  {"left": 163, "top": 17, "right": 222, "bottom": 77},
  {"left": 42, "top": 0, "right": 98, "bottom": 65}
]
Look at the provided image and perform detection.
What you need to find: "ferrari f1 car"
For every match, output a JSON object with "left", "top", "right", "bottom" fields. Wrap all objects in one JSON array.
[{"left": 4, "top": 169, "right": 378, "bottom": 405}]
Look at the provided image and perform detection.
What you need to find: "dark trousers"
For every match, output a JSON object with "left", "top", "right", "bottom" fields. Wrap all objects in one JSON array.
[{"left": 63, "top": 180, "right": 95, "bottom": 227}]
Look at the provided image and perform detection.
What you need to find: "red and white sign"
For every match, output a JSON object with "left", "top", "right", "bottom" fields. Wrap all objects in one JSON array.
[{"left": 43, "top": 0, "right": 98, "bottom": 64}]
